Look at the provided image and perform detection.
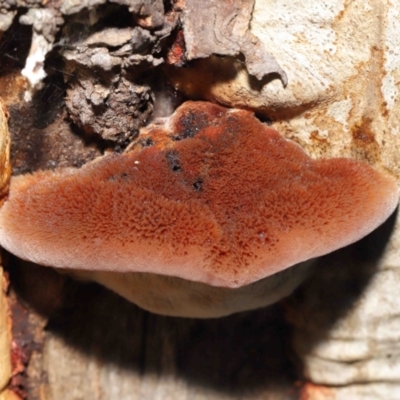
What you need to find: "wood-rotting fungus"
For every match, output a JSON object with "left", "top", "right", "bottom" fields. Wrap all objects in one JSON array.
[{"left": 0, "top": 101, "right": 398, "bottom": 317}]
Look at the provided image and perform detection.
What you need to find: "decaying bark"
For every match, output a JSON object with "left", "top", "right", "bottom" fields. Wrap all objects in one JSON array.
[
  {"left": 1, "top": 0, "right": 286, "bottom": 147},
  {"left": 181, "top": 0, "right": 287, "bottom": 84}
]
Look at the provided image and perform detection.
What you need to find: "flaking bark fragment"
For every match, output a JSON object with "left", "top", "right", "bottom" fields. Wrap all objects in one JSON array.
[
  {"left": 181, "top": 0, "right": 287, "bottom": 84},
  {"left": 60, "top": 4, "right": 177, "bottom": 145}
]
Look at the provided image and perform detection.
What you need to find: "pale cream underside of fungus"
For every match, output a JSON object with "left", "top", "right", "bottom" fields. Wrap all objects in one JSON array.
[{"left": 67, "top": 261, "right": 314, "bottom": 318}]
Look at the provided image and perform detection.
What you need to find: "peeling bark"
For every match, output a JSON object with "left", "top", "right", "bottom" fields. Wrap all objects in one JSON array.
[{"left": 181, "top": 0, "right": 287, "bottom": 84}]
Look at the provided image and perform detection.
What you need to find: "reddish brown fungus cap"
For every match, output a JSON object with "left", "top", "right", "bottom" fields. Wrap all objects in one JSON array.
[{"left": 0, "top": 101, "right": 398, "bottom": 287}]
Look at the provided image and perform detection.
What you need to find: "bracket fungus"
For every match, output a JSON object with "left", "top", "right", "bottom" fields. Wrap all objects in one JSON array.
[{"left": 0, "top": 101, "right": 398, "bottom": 317}]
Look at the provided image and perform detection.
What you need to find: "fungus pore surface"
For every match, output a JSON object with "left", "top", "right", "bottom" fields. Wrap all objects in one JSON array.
[{"left": 0, "top": 101, "right": 398, "bottom": 287}]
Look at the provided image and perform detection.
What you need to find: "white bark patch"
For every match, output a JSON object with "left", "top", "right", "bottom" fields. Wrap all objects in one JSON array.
[{"left": 326, "top": 98, "right": 352, "bottom": 128}]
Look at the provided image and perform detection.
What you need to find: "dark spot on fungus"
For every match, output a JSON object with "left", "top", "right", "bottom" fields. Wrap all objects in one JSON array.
[
  {"left": 139, "top": 137, "right": 154, "bottom": 148},
  {"left": 107, "top": 172, "right": 129, "bottom": 182},
  {"left": 192, "top": 178, "right": 203, "bottom": 192},
  {"left": 166, "top": 150, "right": 181, "bottom": 172},
  {"left": 0, "top": 101, "right": 398, "bottom": 289},
  {"left": 171, "top": 104, "right": 223, "bottom": 141},
  {"left": 171, "top": 111, "right": 205, "bottom": 140}
]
